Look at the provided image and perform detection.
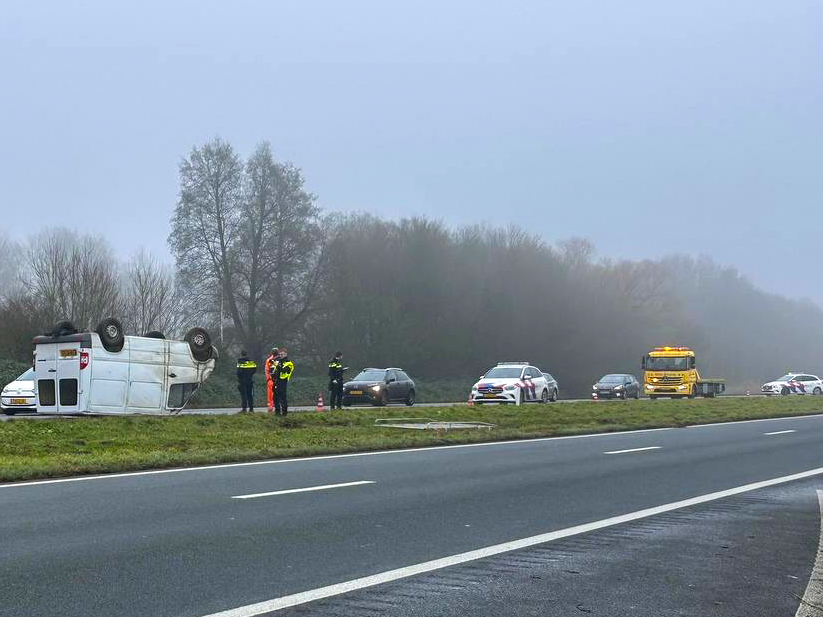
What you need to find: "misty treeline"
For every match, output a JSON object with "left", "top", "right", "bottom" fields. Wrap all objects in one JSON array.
[
  {"left": 1, "top": 137, "right": 822, "bottom": 396},
  {"left": 0, "top": 230, "right": 196, "bottom": 361}
]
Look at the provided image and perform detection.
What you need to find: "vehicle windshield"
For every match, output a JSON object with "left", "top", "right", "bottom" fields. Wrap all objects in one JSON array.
[
  {"left": 18, "top": 368, "right": 34, "bottom": 381},
  {"left": 484, "top": 367, "right": 523, "bottom": 379},
  {"left": 645, "top": 356, "right": 690, "bottom": 371},
  {"left": 599, "top": 374, "right": 624, "bottom": 383},
  {"left": 353, "top": 369, "right": 386, "bottom": 382},
  {"left": 776, "top": 374, "right": 797, "bottom": 382}
]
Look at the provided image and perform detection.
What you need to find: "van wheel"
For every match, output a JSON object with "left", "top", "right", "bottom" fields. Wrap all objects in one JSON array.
[
  {"left": 52, "top": 320, "right": 78, "bottom": 336},
  {"left": 405, "top": 389, "right": 415, "bottom": 406},
  {"left": 540, "top": 389, "right": 549, "bottom": 404},
  {"left": 95, "top": 317, "right": 125, "bottom": 352},
  {"left": 184, "top": 327, "right": 212, "bottom": 362},
  {"left": 144, "top": 330, "right": 165, "bottom": 339}
]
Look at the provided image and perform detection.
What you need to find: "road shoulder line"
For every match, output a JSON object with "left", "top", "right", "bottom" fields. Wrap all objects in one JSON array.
[
  {"left": 795, "top": 490, "right": 823, "bottom": 617},
  {"left": 199, "top": 467, "right": 823, "bottom": 617}
]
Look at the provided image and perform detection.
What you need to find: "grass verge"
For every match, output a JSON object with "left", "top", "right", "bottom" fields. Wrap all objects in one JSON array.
[{"left": 1, "top": 396, "right": 822, "bottom": 483}]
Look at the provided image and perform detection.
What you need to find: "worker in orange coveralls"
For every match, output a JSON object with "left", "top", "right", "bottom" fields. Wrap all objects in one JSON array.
[{"left": 264, "top": 347, "right": 279, "bottom": 414}]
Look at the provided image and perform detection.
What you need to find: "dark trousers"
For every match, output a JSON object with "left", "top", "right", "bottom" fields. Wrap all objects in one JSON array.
[
  {"left": 239, "top": 382, "right": 254, "bottom": 411},
  {"left": 274, "top": 383, "right": 288, "bottom": 415},
  {"left": 329, "top": 381, "right": 343, "bottom": 409}
]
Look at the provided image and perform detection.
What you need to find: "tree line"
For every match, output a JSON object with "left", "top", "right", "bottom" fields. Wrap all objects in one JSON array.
[{"left": 1, "top": 137, "right": 821, "bottom": 397}]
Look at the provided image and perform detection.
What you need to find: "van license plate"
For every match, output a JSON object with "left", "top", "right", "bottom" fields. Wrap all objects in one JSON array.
[
  {"left": 11, "top": 398, "right": 27, "bottom": 405},
  {"left": 349, "top": 390, "right": 362, "bottom": 395},
  {"left": 60, "top": 349, "right": 77, "bottom": 358}
]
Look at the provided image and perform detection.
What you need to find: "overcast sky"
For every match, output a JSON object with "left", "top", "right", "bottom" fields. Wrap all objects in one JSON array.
[{"left": 1, "top": 1, "right": 820, "bottom": 304}]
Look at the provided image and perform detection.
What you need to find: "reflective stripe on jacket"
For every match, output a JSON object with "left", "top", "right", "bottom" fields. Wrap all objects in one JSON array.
[{"left": 264, "top": 355, "right": 277, "bottom": 381}]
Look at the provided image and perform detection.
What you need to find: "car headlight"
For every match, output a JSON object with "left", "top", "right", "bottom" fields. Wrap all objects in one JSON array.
[
  {"left": 592, "top": 385, "right": 597, "bottom": 390},
  {"left": 677, "top": 385, "right": 687, "bottom": 390},
  {"left": 651, "top": 378, "right": 659, "bottom": 383},
  {"left": 615, "top": 385, "right": 623, "bottom": 390},
  {"left": 371, "top": 385, "right": 381, "bottom": 392},
  {"left": 504, "top": 384, "right": 516, "bottom": 391},
  {"left": 647, "top": 384, "right": 654, "bottom": 390}
]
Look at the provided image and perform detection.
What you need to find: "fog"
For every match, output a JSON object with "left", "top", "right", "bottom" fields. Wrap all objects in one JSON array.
[{"left": 1, "top": 1, "right": 820, "bottom": 305}]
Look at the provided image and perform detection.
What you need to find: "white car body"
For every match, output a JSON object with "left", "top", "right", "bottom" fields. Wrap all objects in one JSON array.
[
  {"left": 761, "top": 373, "right": 823, "bottom": 396},
  {"left": 471, "top": 362, "right": 551, "bottom": 405},
  {"left": 1, "top": 368, "right": 37, "bottom": 414},
  {"left": 33, "top": 331, "right": 217, "bottom": 415}
]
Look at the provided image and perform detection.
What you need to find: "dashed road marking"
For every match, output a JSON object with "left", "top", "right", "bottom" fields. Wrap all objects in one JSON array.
[
  {"left": 232, "top": 481, "right": 375, "bottom": 499},
  {"left": 603, "top": 446, "right": 661, "bottom": 455}
]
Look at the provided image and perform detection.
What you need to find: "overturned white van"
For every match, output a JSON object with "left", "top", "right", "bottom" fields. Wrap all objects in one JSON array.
[{"left": 33, "top": 318, "right": 217, "bottom": 415}]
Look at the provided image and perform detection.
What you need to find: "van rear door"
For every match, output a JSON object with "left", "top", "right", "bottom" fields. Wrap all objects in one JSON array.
[
  {"left": 35, "top": 343, "right": 58, "bottom": 411},
  {"left": 55, "top": 341, "right": 82, "bottom": 413}
]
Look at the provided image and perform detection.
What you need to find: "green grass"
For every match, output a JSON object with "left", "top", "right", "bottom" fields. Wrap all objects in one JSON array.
[{"left": 1, "top": 396, "right": 821, "bottom": 483}]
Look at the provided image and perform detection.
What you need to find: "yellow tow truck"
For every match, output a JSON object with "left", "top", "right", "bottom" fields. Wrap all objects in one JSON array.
[{"left": 642, "top": 346, "right": 726, "bottom": 399}]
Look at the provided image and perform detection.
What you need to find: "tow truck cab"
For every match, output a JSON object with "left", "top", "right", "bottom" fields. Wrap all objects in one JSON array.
[{"left": 642, "top": 346, "right": 726, "bottom": 399}]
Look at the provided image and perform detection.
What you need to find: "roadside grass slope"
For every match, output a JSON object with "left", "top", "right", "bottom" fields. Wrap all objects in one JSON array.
[{"left": 1, "top": 397, "right": 821, "bottom": 482}]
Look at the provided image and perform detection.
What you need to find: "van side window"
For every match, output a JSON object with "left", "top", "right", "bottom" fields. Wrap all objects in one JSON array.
[{"left": 168, "top": 383, "right": 199, "bottom": 408}]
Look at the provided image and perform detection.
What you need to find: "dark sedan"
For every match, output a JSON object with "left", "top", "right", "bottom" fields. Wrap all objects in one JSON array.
[
  {"left": 592, "top": 374, "right": 640, "bottom": 400},
  {"left": 342, "top": 368, "right": 416, "bottom": 407}
]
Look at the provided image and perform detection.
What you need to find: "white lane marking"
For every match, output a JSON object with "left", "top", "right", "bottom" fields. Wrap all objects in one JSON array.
[
  {"left": 232, "top": 481, "right": 375, "bottom": 499},
  {"left": 603, "top": 446, "right": 661, "bottom": 455},
  {"left": 764, "top": 430, "right": 797, "bottom": 436},
  {"left": 0, "top": 427, "right": 674, "bottom": 490},
  {"left": 794, "top": 490, "right": 823, "bottom": 617},
  {"left": 198, "top": 466, "right": 823, "bottom": 617},
  {"left": 686, "top": 413, "right": 823, "bottom": 428},
  {"left": 5, "top": 410, "right": 823, "bottom": 490}
]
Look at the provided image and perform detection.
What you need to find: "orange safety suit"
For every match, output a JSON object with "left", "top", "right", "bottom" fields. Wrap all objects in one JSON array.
[{"left": 264, "top": 354, "right": 278, "bottom": 412}]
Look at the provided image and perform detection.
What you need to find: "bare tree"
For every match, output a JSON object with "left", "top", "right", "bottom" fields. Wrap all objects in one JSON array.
[
  {"left": 169, "top": 139, "right": 325, "bottom": 360},
  {"left": 24, "top": 228, "right": 120, "bottom": 330},
  {"left": 121, "top": 249, "right": 185, "bottom": 337},
  {"left": 0, "top": 229, "right": 23, "bottom": 302}
]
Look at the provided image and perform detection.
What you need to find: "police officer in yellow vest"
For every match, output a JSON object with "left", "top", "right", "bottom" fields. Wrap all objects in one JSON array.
[
  {"left": 236, "top": 350, "right": 257, "bottom": 413},
  {"left": 273, "top": 348, "right": 294, "bottom": 416}
]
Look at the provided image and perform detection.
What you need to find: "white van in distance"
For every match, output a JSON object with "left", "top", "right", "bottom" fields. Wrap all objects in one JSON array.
[{"left": 33, "top": 318, "right": 217, "bottom": 415}]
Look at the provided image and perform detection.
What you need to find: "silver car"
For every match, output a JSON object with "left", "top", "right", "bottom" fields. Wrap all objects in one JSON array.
[{"left": 1, "top": 368, "right": 37, "bottom": 415}]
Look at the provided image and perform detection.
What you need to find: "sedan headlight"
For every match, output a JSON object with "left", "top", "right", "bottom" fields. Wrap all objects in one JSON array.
[
  {"left": 504, "top": 384, "right": 516, "bottom": 391},
  {"left": 677, "top": 385, "right": 687, "bottom": 390},
  {"left": 615, "top": 385, "right": 623, "bottom": 390},
  {"left": 371, "top": 385, "right": 381, "bottom": 392}
]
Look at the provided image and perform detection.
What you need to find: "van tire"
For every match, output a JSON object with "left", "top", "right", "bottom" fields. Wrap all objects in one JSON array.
[
  {"left": 144, "top": 331, "right": 166, "bottom": 339},
  {"left": 184, "top": 327, "right": 212, "bottom": 362},
  {"left": 95, "top": 317, "right": 125, "bottom": 352},
  {"left": 52, "top": 320, "right": 78, "bottom": 336}
]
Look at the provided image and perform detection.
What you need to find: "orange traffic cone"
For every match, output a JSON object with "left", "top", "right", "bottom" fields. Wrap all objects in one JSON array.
[{"left": 316, "top": 393, "right": 325, "bottom": 412}]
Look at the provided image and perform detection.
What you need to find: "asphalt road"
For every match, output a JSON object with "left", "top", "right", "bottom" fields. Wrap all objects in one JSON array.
[{"left": 2, "top": 413, "right": 822, "bottom": 617}]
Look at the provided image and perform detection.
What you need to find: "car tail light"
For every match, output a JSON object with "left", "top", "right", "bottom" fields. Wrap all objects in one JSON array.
[{"left": 80, "top": 351, "right": 89, "bottom": 370}]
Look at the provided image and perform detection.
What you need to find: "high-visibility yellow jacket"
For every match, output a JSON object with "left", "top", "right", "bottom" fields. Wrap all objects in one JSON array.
[{"left": 276, "top": 359, "right": 294, "bottom": 384}]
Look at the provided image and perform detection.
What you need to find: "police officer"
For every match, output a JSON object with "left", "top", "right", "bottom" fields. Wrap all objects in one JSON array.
[
  {"left": 328, "top": 351, "right": 344, "bottom": 410},
  {"left": 273, "top": 348, "right": 294, "bottom": 416},
  {"left": 264, "top": 347, "right": 279, "bottom": 414},
  {"left": 236, "top": 350, "right": 257, "bottom": 413}
]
